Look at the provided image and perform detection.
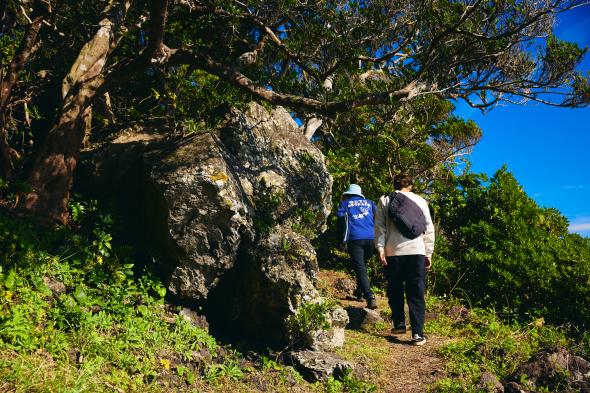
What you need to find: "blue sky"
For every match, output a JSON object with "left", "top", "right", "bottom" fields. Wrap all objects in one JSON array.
[{"left": 453, "top": 5, "right": 590, "bottom": 237}]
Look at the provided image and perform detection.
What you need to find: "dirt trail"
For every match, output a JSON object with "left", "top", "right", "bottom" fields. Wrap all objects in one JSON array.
[{"left": 318, "top": 270, "right": 451, "bottom": 393}]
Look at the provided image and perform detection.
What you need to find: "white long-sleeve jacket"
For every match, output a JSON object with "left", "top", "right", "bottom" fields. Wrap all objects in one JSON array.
[{"left": 374, "top": 191, "right": 435, "bottom": 257}]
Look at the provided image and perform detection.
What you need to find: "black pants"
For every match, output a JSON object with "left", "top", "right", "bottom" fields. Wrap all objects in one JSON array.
[
  {"left": 384, "top": 255, "right": 426, "bottom": 335},
  {"left": 347, "top": 239, "right": 375, "bottom": 300}
]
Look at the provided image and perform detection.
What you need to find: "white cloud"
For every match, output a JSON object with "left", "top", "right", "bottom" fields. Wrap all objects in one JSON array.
[
  {"left": 560, "top": 184, "right": 588, "bottom": 190},
  {"left": 569, "top": 222, "right": 590, "bottom": 232},
  {"left": 568, "top": 216, "right": 590, "bottom": 235}
]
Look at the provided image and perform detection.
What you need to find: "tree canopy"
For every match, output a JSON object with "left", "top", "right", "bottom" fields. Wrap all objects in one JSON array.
[{"left": 1, "top": 0, "right": 589, "bottom": 223}]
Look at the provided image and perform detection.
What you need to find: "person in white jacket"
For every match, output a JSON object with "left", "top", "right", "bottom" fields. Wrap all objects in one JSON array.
[{"left": 374, "top": 175, "right": 435, "bottom": 346}]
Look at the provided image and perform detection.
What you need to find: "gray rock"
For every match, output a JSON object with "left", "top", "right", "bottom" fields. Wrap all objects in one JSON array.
[
  {"left": 287, "top": 350, "right": 352, "bottom": 382},
  {"left": 78, "top": 102, "right": 334, "bottom": 347},
  {"left": 509, "top": 348, "right": 590, "bottom": 391},
  {"left": 144, "top": 131, "right": 251, "bottom": 300},
  {"left": 569, "top": 353, "right": 590, "bottom": 383},
  {"left": 334, "top": 277, "right": 356, "bottom": 297},
  {"left": 305, "top": 306, "right": 349, "bottom": 351},
  {"left": 43, "top": 276, "right": 66, "bottom": 297},
  {"left": 179, "top": 308, "right": 209, "bottom": 329},
  {"left": 222, "top": 227, "right": 344, "bottom": 346},
  {"left": 479, "top": 371, "right": 504, "bottom": 393},
  {"left": 345, "top": 306, "right": 383, "bottom": 330}
]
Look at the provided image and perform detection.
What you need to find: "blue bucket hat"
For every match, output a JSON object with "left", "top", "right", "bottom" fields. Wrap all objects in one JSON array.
[{"left": 342, "top": 184, "right": 364, "bottom": 198}]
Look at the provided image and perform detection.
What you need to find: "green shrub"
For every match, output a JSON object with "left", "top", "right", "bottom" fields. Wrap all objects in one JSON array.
[
  {"left": 286, "top": 300, "right": 336, "bottom": 349},
  {"left": 427, "top": 297, "right": 569, "bottom": 392},
  {"left": 429, "top": 168, "right": 590, "bottom": 328},
  {"left": 0, "top": 205, "right": 219, "bottom": 390}
]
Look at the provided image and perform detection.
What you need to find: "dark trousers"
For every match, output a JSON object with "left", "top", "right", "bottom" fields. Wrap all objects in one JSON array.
[
  {"left": 347, "top": 239, "right": 375, "bottom": 300},
  {"left": 384, "top": 255, "right": 426, "bottom": 335}
]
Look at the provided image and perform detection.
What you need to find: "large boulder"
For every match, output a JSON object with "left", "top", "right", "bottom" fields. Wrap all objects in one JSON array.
[
  {"left": 77, "top": 102, "right": 340, "bottom": 348},
  {"left": 215, "top": 227, "right": 322, "bottom": 344},
  {"left": 143, "top": 131, "right": 252, "bottom": 300}
]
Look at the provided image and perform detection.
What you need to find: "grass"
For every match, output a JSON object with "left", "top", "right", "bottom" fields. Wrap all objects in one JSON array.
[
  {"left": 425, "top": 297, "right": 570, "bottom": 392},
  {"left": 2, "top": 202, "right": 586, "bottom": 393},
  {"left": 336, "top": 329, "right": 393, "bottom": 386},
  {"left": 0, "top": 206, "right": 374, "bottom": 393}
]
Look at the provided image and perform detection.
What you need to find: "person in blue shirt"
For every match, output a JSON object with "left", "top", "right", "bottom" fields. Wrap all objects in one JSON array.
[{"left": 337, "top": 184, "right": 378, "bottom": 309}]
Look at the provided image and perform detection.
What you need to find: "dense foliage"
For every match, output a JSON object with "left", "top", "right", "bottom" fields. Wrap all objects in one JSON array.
[
  {"left": 0, "top": 206, "right": 218, "bottom": 390},
  {"left": 428, "top": 167, "right": 590, "bottom": 328},
  {"left": 0, "top": 204, "right": 380, "bottom": 392},
  {"left": 324, "top": 96, "right": 481, "bottom": 202},
  {"left": 1, "top": 0, "right": 589, "bottom": 223}
]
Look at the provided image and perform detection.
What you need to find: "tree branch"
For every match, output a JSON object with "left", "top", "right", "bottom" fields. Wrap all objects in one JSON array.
[
  {"left": 171, "top": 49, "right": 422, "bottom": 115},
  {"left": 99, "top": 0, "right": 169, "bottom": 94},
  {"left": 0, "top": 0, "right": 51, "bottom": 179}
]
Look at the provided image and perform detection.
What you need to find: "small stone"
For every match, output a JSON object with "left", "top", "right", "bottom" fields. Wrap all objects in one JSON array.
[
  {"left": 478, "top": 371, "right": 504, "bottom": 393},
  {"left": 43, "top": 276, "right": 66, "bottom": 296},
  {"left": 345, "top": 306, "right": 383, "bottom": 330},
  {"left": 305, "top": 305, "right": 348, "bottom": 351},
  {"left": 287, "top": 350, "right": 352, "bottom": 382},
  {"left": 334, "top": 277, "right": 356, "bottom": 296},
  {"left": 447, "top": 305, "right": 470, "bottom": 320},
  {"left": 503, "top": 382, "right": 527, "bottom": 393},
  {"left": 179, "top": 307, "right": 209, "bottom": 329}
]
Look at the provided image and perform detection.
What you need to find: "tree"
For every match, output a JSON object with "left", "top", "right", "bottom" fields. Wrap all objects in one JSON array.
[
  {"left": 0, "top": 0, "right": 50, "bottom": 179},
  {"left": 1, "top": 0, "right": 589, "bottom": 223},
  {"left": 429, "top": 167, "right": 590, "bottom": 327},
  {"left": 323, "top": 95, "right": 482, "bottom": 202}
]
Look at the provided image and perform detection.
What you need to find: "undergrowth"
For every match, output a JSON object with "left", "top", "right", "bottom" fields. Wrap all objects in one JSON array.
[
  {"left": 0, "top": 202, "right": 373, "bottom": 392},
  {"left": 425, "top": 296, "right": 571, "bottom": 392}
]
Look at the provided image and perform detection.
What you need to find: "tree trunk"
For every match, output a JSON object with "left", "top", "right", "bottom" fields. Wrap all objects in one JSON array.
[
  {"left": 21, "top": 0, "right": 133, "bottom": 224},
  {"left": 302, "top": 117, "right": 323, "bottom": 140},
  {"left": 21, "top": 0, "right": 168, "bottom": 224},
  {"left": 22, "top": 90, "right": 94, "bottom": 223}
]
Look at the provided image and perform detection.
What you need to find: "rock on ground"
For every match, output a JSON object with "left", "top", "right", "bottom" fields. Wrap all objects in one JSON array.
[
  {"left": 478, "top": 371, "right": 504, "bottom": 393},
  {"left": 78, "top": 102, "right": 341, "bottom": 348},
  {"left": 345, "top": 306, "right": 384, "bottom": 330},
  {"left": 287, "top": 350, "right": 352, "bottom": 382},
  {"left": 333, "top": 277, "right": 356, "bottom": 297},
  {"left": 305, "top": 306, "right": 349, "bottom": 351},
  {"left": 508, "top": 348, "right": 590, "bottom": 392}
]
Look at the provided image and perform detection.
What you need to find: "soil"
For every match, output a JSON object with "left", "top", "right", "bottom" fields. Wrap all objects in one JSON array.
[{"left": 318, "top": 269, "right": 452, "bottom": 393}]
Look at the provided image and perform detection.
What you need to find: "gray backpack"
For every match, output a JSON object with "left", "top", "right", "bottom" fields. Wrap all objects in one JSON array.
[{"left": 387, "top": 192, "right": 427, "bottom": 239}]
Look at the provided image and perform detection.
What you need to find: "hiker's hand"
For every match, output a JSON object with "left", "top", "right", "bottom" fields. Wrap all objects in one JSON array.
[
  {"left": 424, "top": 257, "right": 432, "bottom": 271},
  {"left": 379, "top": 249, "right": 387, "bottom": 266}
]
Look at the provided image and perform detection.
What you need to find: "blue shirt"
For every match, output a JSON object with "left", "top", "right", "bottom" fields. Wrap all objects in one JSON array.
[{"left": 337, "top": 196, "right": 376, "bottom": 242}]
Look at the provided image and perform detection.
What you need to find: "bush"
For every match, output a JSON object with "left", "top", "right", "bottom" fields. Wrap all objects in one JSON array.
[
  {"left": 0, "top": 206, "right": 220, "bottom": 390},
  {"left": 429, "top": 168, "right": 590, "bottom": 328},
  {"left": 427, "top": 296, "right": 569, "bottom": 392}
]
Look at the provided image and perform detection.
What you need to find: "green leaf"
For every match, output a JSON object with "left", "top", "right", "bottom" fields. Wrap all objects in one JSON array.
[
  {"left": 73, "top": 286, "right": 88, "bottom": 304},
  {"left": 137, "top": 304, "right": 149, "bottom": 316},
  {"left": 33, "top": 277, "right": 52, "bottom": 297},
  {"left": 4, "top": 269, "right": 17, "bottom": 289},
  {"left": 186, "top": 370, "right": 196, "bottom": 385},
  {"left": 63, "top": 295, "right": 77, "bottom": 308}
]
